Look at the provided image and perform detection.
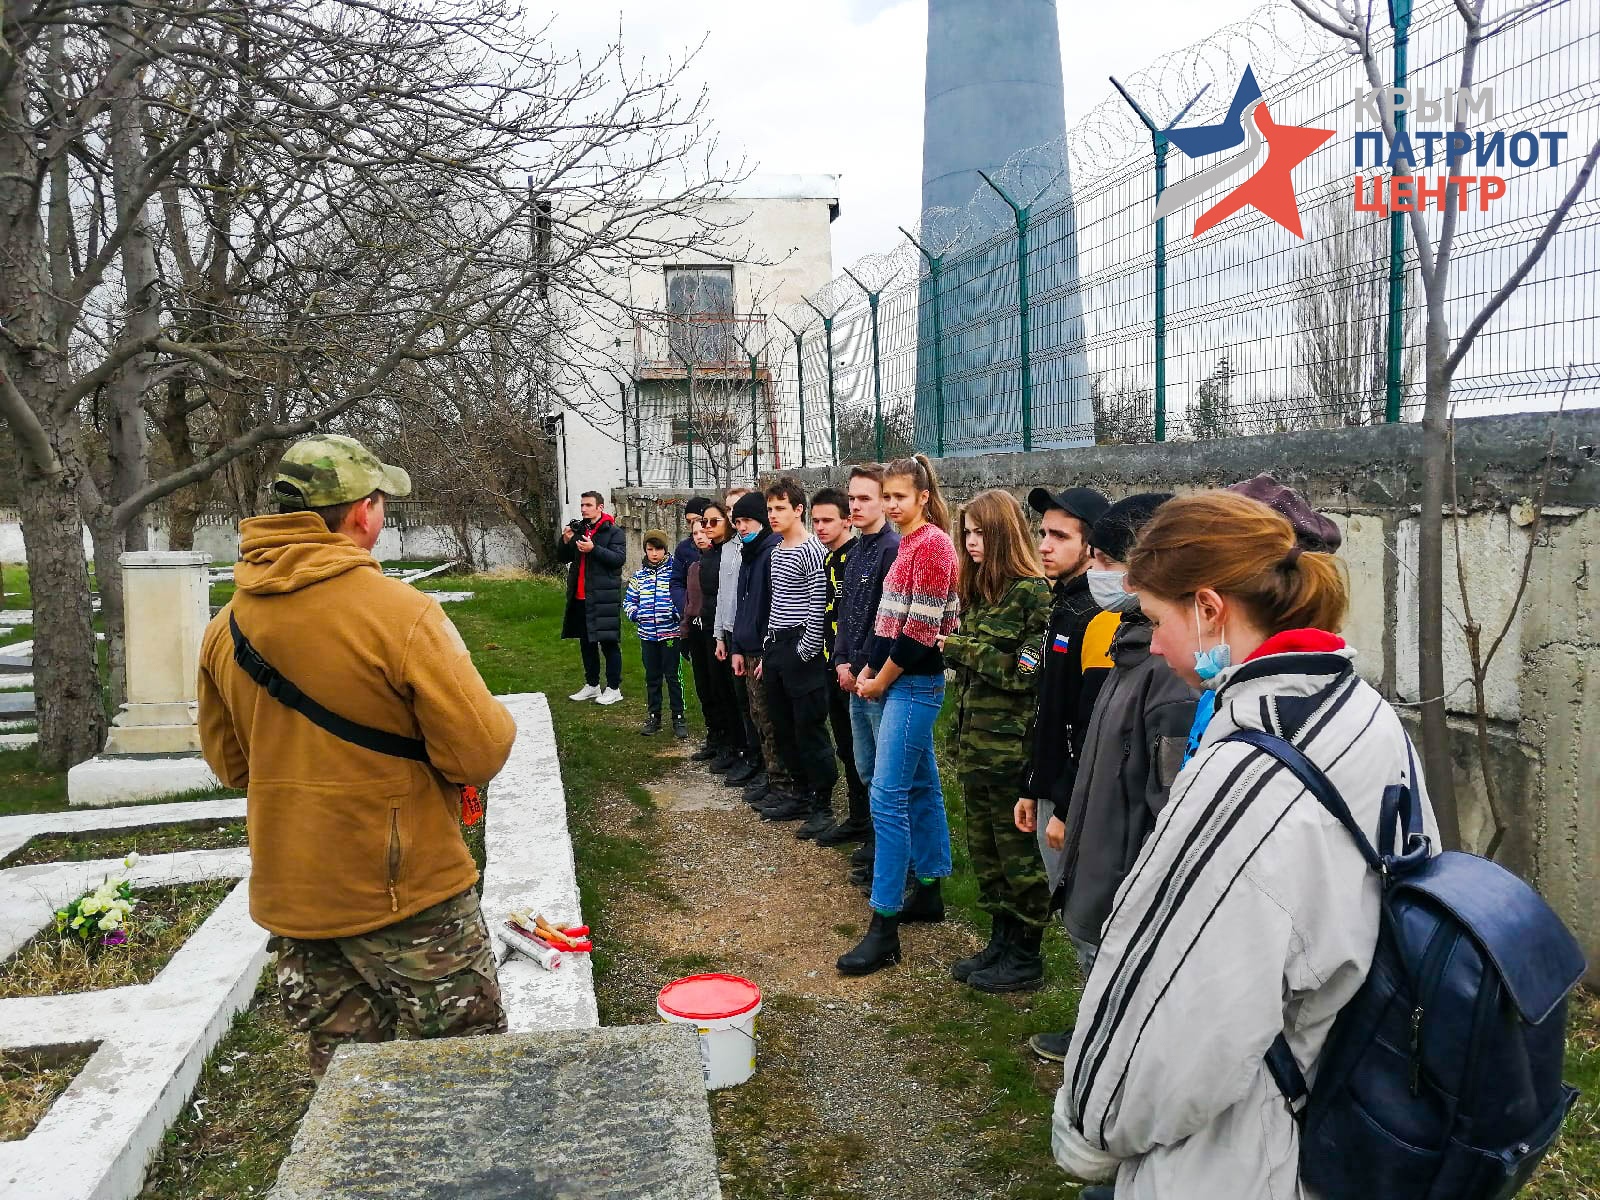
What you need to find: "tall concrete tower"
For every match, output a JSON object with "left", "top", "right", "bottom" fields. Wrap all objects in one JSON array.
[{"left": 918, "top": 0, "right": 1090, "bottom": 453}]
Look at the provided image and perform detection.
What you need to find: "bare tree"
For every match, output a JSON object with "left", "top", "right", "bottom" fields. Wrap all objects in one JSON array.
[
  {"left": 1289, "top": 0, "right": 1600, "bottom": 847},
  {"left": 1, "top": 0, "right": 737, "bottom": 767}
]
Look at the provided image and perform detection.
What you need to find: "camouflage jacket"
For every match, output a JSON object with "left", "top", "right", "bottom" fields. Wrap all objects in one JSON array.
[{"left": 943, "top": 576, "right": 1053, "bottom": 774}]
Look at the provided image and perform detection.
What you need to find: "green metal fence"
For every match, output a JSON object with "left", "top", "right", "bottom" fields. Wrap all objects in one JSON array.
[{"left": 622, "top": 0, "right": 1597, "bottom": 486}]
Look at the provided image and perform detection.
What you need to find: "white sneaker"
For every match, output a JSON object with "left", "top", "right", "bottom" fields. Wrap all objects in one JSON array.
[
  {"left": 595, "top": 687, "right": 623, "bottom": 706},
  {"left": 569, "top": 684, "right": 601, "bottom": 702}
]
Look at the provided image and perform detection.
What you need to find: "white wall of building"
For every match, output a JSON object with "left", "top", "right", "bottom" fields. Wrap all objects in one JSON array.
[{"left": 555, "top": 176, "right": 839, "bottom": 524}]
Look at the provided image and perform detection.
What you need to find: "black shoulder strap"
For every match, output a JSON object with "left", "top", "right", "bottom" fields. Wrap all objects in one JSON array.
[
  {"left": 1223, "top": 726, "right": 1423, "bottom": 1122},
  {"left": 229, "top": 613, "right": 430, "bottom": 763}
]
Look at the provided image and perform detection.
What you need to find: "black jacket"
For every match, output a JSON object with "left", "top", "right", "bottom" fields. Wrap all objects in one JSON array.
[
  {"left": 1057, "top": 614, "right": 1198, "bottom": 944},
  {"left": 1023, "top": 572, "right": 1118, "bottom": 808},
  {"left": 732, "top": 531, "right": 779, "bottom": 657},
  {"left": 698, "top": 539, "right": 725, "bottom": 631},
  {"left": 831, "top": 524, "right": 901, "bottom": 673},
  {"left": 669, "top": 536, "right": 700, "bottom": 616},
  {"left": 557, "top": 515, "right": 626, "bottom": 643}
]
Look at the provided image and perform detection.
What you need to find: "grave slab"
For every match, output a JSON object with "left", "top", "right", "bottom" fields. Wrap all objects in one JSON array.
[
  {"left": 428, "top": 590, "right": 476, "bottom": 604},
  {"left": 0, "top": 639, "right": 31, "bottom": 668},
  {"left": 0, "top": 692, "right": 35, "bottom": 717},
  {"left": 271, "top": 1026, "right": 721, "bottom": 1200},
  {"left": 0, "top": 850, "right": 266, "bottom": 1200},
  {"left": 0, "top": 674, "right": 33, "bottom": 689},
  {"left": 480, "top": 693, "right": 598, "bottom": 1032},
  {"left": 0, "top": 732, "right": 35, "bottom": 750},
  {"left": 0, "top": 794, "right": 247, "bottom": 863},
  {"left": 68, "top": 755, "right": 222, "bottom": 807}
]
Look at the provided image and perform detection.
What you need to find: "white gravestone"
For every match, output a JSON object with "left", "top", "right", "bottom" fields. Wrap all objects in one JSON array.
[{"left": 103, "top": 551, "right": 211, "bottom": 755}]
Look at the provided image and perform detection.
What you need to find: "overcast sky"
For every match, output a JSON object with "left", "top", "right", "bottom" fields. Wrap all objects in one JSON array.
[{"left": 547, "top": 0, "right": 1268, "bottom": 268}]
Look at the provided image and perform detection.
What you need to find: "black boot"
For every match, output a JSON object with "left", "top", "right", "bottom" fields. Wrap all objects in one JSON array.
[
  {"left": 672, "top": 713, "right": 689, "bottom": 739},
  {"left": 725, "top": 759, "right": 758, "bottom": 786},
  {"left": 850, "top": 836, "right": 875, "bottom": 868},
  {"left": 849, "top": 860, "right": 872, "bottom": 891},
  {"left": 836, "top": 911, "right": 901, "bottom": 975},
  {"left": 1027, "top": 1028, "right": 1075, "bottom": 1063},
  {"left": 898, "top": 878, "right": 945, "bottom": 924},
  {"left": 760, "top": 791, "right": 810, "bottom": 821},
  {"left": 709, "top": 748, "right": 739, "bottom": 773},
  {"left": 968, "top": 920, "right": 1045, "bottom": 993},
  {"left": 814, "top": 814, "right": 871, "bottom": 847},
  {"left": 691, "top": 740, "right": 719, "bottom": 762},
  {"left": 638, "top": 711, "right": 661, "bottom": 736},
  {"left": 952, "top": 914, "right": 1011, "bottom": 983},
  {"left": 740, "top": 772, "right": 769, "bottom": 802},
  {"left": 795, "top": 792, "right": 836, "bottom": 840}
]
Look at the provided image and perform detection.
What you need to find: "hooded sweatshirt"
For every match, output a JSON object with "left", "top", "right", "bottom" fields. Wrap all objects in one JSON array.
[{"left": 197, "top": 512, "right": 516, "bottom": 940}]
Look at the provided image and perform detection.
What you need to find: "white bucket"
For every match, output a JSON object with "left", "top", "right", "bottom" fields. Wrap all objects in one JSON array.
[{"left": 656, "top": 973, "right": 762, "bottom": 1090}]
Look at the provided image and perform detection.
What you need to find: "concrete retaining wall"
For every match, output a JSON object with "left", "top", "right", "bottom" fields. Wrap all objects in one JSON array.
[
  {"left": 0, "top": 518, "right": 532, "bottom": 570},
  {"left": 614, "top": 410, "right": 1600, "bottom": 981}
]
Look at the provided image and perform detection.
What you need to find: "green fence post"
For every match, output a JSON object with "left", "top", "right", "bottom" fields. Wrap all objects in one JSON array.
[
  {"left": 977, "top": 172, "right": 1034, "bottom": 452},
  {"left": 749, "top": 351, "right": 761, "bottom": 483},
  {"left": 672, "top": 349, "right": 695, "bottom": 490},
  {"left": 843, "top": 268, "right": 885, "bottom": 461},
  {"left": 1109, "top": 77, "right": 1208, "bottom": 444},
  {"left": 616, "top": 373, "right": 630, "bottom": 487},
  {"left": 1385, "top": 0, "right": 1413, "bottom": 423},
  {"left": 900, "top": 227, "right": 947, "bottom": 457},
  {"left": 804, "top": 298, "right": 838, "bottom": 463},
  {"left": 777, "top": 316, "right": 806, "bottom": 467}
]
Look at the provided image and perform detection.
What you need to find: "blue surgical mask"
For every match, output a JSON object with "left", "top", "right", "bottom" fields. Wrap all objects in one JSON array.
[
  {"left": 1192, "top": 599, "right": 1232, "bottom": 685},
  {"left": 1087, "top": 568, "right": 1139, "bottom": 614},
  {"left": 739, "top": 529, "right": 760, "bottom": 545}
]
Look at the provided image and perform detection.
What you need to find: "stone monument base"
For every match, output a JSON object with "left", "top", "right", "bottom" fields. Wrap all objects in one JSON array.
[
  {"left": 271, "top": 1026, "right": 722, "bottom": 1200},
  {"left": 68, "top": 754, "right": 222, "bottom": 807}
]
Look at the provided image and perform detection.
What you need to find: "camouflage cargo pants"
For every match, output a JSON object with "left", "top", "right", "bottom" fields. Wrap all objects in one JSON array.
[
  {"left": 744, "top": 654, "right": 794, "bottom": 793},
  {"left": 960, "top": 770, "right": 1052, "bottom": 928},
  {"left": 271, "top": 888, "right": 507, "bottom": 1077}
]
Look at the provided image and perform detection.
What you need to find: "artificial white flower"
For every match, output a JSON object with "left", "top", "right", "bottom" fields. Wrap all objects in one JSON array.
[
  {"left": 98, "top": 913, "right": 120, "bottom": 932},
  {"left": 123, "top": 852, "right": 140, "bottom": 869}
]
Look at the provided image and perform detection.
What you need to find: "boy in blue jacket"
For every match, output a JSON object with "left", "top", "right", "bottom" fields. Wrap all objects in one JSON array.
[{"left": 624, "top": 529, "right": 686, "bottom": 737}]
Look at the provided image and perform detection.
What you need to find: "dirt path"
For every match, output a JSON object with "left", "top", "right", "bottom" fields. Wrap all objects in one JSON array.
[{"left": 595, "top": 742, "right": 996, "bottom": 1199}]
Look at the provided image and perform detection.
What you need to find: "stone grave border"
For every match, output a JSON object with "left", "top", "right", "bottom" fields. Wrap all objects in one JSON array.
[
  {"left": 0, "top": 795, "right": 247, "bottom": 864},
  {"left": 0, "top": 689, "right": 584, "bottom": 1198},
  {"left": 0, "top": 847, "right": 265, "bottom": 1200},
  {"left": 481, "top": 691, "right": 599, "bottom": 1031}
]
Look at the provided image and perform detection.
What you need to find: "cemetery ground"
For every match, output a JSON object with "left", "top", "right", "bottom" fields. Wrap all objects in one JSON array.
[{"left": 0, "top": 568, "right": 1597, "bottom": 1199}]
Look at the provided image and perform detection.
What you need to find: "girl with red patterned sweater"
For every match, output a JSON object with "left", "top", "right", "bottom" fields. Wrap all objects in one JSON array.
[{"left": 838, "top": 454, "right": 961, "bottom": 976}]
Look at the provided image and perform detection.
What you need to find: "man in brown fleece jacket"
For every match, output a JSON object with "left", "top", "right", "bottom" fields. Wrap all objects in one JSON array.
[{"left": 198, "top": 434, "right": 517, "bottom": 1075}]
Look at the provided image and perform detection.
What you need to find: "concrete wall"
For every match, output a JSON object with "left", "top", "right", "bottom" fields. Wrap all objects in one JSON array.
[
  {"left": 614, "top": 410, "right": 1600, "bottom": 981},
  {"left": 0, "top": 518, "right": 532, "bottom": 570}
]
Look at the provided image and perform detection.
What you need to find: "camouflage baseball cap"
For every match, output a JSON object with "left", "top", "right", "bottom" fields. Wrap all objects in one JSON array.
[{"left": 273, "top": 435, "right": 412, "bottom": 509}]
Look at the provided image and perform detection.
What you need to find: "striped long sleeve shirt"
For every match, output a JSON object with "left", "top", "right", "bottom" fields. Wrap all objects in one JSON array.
[{"left": 768, "top": 535, "right": 828, "bottom": 661}]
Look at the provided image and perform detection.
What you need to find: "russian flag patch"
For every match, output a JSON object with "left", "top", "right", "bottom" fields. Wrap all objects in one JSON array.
[{"left": 1051, "top": 633, "right": 1071, "bottom": 654}]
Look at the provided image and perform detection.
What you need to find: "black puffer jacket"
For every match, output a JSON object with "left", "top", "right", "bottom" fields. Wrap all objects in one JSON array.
[
  {"left": 557, "top": 514, "right": 626, "bottom": 643},
  {"left": 699, "top": 539, "right": 726, "bottom": 631}
]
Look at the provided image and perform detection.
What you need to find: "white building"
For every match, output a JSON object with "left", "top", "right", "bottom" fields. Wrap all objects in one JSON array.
[{"left": 553, "top": 174, "right": 839, "bottom": 523}]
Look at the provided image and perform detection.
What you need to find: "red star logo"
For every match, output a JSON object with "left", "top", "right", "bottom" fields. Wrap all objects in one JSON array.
[{"left": 1193, "top": 102, "right": 1334, "bottom": 239}]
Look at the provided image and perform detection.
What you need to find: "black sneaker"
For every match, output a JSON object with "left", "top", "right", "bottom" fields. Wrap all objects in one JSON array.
[
  {"left": 709, "top": 750, "right": 739, "bottom": 773},
  {"left": 672, "top": 713, "right": 689, "bottom": 739},
  {"left": 638, "top": 712, "right": 661, "bottom": 736},
  {"left": 691, "top": 740, "right": 717, "bottom": 761},
  {"left": 850, "top": 838, "right": 875, "bottom": 868},
  {"left": 725, "top": 760, "right": 758, "bottom": 786},
  {"left": 814, "top": 816, "right": 871, "bottom": 847},
  {"left": 1027, "top": 1028, "right": 1075, "bottom": 1063},
  {"left": 740, "top": 773, "right": 770, "bottom": 802},
  {"left": 760, "top": 792, "right": 810, "bottom": 821},
  {"left": 795, "top": 804, "right": 836, "bottom": 840}
]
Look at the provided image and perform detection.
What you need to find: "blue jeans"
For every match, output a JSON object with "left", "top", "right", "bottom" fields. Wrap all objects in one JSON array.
[
  {"left": 849, "top": 693, "right": 883, "bottom": 790},
  {"left": 868, "top": 674, "right": 951, "bottom": 913}
]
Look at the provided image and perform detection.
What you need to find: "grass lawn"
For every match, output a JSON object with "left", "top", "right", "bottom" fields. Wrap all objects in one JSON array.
[{"left": 0, "top": 569, "right": 1595, "bottom": 1199}]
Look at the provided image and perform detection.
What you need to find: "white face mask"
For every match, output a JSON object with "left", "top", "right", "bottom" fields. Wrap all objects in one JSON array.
[{"left": 1087, "top": 567, "right": 1140, "bottom": 613}]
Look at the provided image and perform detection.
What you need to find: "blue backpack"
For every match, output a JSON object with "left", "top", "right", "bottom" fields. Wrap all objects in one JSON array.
[{"left": 1227, "top": 730, "right": 1585, "bottom": 1200}]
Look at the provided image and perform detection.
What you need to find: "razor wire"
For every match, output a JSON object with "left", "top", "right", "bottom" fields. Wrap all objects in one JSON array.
[{"left": 625, "top": 0, "right": 1597, "bottom": 486}]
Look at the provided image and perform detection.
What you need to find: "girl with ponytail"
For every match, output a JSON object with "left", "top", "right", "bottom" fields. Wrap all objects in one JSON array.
[
  {"left": 838, "top": 453, "right": 961, "bottom": 976},
  {"left": 1050, "top": 490, "right": 1438, "bottom": 1200}
]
